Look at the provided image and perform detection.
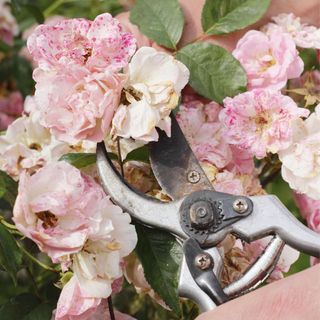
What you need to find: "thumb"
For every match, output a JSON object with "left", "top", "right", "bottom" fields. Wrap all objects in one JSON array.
[{"left": 196, "top": 265, "right": 320, "bottom": 320}]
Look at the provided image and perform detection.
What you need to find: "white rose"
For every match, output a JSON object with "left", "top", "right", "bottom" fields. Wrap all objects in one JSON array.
[
  {"left": 279, "top": 105, "right": 320, "bottom": 200},
  {"left": 73, "top": 199, "right": 137, "bottom": 298},
  {"left": 112, "top": 47, "right": 189, "bottom": 141}
]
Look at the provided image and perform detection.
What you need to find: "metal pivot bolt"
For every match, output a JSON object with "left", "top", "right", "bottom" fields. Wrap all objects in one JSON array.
[
  {"left": 187, "top": 170, "right": 201, "bottom": 184},
  {"left": 233, "top": 198, "right": 249, "bottom": 214},
  {"left": 189, "top": 201, "right": 214, "bottom": 229},
  {"left": 194, "top": 253, "right": 214, "bottom": 270}
]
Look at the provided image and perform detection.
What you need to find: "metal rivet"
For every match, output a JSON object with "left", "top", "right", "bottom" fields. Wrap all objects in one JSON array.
[
  {"left": 233, "top": 198, "right": 248, "bottom": 214},
  {"left": 194, "top": 253, "right": 214, "bottom": 270},
  {"left": 187, "top": 170, "right": 201, "bottom": 183}
]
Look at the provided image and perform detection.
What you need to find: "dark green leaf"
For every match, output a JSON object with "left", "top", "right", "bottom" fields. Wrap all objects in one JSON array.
[
  {"left": 0, "top": 224, "right": 23, "bottom": 285},
  {"left": 0, "top": 294, "right": 39, "bottom": 320},
  {"left": 12, "top": 55, "right": 34, "bottom": 97},
  {"left": 124, "top": 146, "right": 149, "bottom": 163},
  {"left": 176, "top": 42, "right": 247, "bottom": 103},
  {"left": 0, "top": 170, "right": 18, "bottom": 208},
  {"left": 0, "top": 40, "right": 11, "bottom": 54},
  {"left": 23, "top": 303, "right": 53, "bottom": 320},
  {"left": 25, "top": 5, "right": 44, "bottom": 24},
  {"left": 299, "top": 48, "right": 320, "bottom": 71},
  {"left": 130, "top": 0, "right": 184, "bottom": 49},
  {"left": 202, "top": 0, "right": 270, "bottom": 35},
  {"left": 59, "top": 152, "right": 117, "bottom": 168},
  {"left": 135, "top": 224, "right": 183, "bottom": 315}
]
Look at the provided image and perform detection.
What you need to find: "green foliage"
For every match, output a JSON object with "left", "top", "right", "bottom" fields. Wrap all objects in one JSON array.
[
  {"left": 130, "top": 0, "right": 184, "bottom": 49},
  {"left": 202, "top": 0, "right": 270, "bottom": 35},
  {"left": 59, "top": 153, "right": 98, "bottom": 168},
  {"left": 135, "top": 224, "right": 183, "bottom": 316},
  {"left": 0, "top": 170, "right": 18, "bottom": 208},
  {"left": 176, "top": 42, "right": 247, "bottom": 103},
  {"left": 299, "top": 48, "right": 320, "bottom": 71},
  {"left": 124, "top": 145, "right": 149, "bottom": 163},
  {"left": 0, "top": 293, "right": 53, "bottom": 320},
  {"left": 0, "top": 224, "right": 23, "bottom": 285}
]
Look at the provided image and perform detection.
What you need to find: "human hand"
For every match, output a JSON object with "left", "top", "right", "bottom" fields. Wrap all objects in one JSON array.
[{"left": 196, "top": 265, "right": 320, "bottom": 320}]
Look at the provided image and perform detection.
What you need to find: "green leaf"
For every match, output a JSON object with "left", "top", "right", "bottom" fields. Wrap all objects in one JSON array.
[
  {"left": 24, "top": 5, "right": 45, "bottom": 24},
  {"left": 130, "top": 0, "right": 184, "bottom": 49},
  {"left": 299, "top": 48, "right": 320, "bottom": 71},
  {"left": 0, "top": 294, "right": 39, "bottom": 320},
  {"left": 124, "top": 146, "right": 149, "bottom": 163},
  {"left": 0, "top": 170, "right": 18, "bottom": 208},
  {"left": 23, "top": 303, "right": 53, "bottom": 320},
  {"left": 176, "top": 42, "right": 247, "bottom": 103},
  {"left": 135, "top": 224, "right": 183, "bottom": 315},
  {"left": 59, "top": 152, "right": 117, "bottom": 168},
  {"left": 0, "top": 224, "right": 23, "bottom": 285},
  {"left": 0, "top": 40, "right": 11, "bottom": 54},
  {"left": 0, "top": 293, "right": 53, "bottom": 320},
  {"left": 202, "top": 0, "right": 271, "bottom": 35},
  {"left": 12, "top": 55, "right": 34, "bottom": 97}
]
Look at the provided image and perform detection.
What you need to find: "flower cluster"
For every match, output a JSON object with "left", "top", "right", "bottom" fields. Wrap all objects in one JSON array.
[
  {"left": 13, "top": 161, "right": 137, "bottom": 319},
  {"left": 1, "top": 3, "right": 320, "bottom": 319}
]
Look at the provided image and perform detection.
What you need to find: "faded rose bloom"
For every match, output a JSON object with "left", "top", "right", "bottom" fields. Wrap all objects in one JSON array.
[
  {"left": 177, "top": 99, "right": 232, "bottom": 169},
  {"left": 71, "top": 197, "right": 137, "bottom": 299},
  {"left": 288, "top": 70, "right": 320, "bottom": 107},
  {"left": 220, "top": 89, "right": 309, "bottom": 159},
  {"left": 262, "top": 13, "right": 320, "bottom": 49},
  {"left": 27, "top": 13, "right": 136, "bottom": 72},
  {"left": 13, "top": 161, "right": 106, "bottom": 262},
  {"left": 54, "top": 277, "right": 135, "bottom": 320},
  {"left": 112, "top": 47, "right": 189, "bottom": 142},
  {"left": 0, "top": 0, "right": 18, "bottom": 45},
  {"left": 34, "top": 66, "right": 126, "bottom": 143},
  {"left": 233, "top": 30, "right": 303, "bottom": 90},
  {"left": 0, "top": 105, "right": 71, "bottom": 180},
  {"left": 279, "top": 105, "right": 320, "bottom": 200},
  {"left": 0, "top": 91, "right": 23, "bottom": 130},
  {"left": 21, "top": 16, "right": 65, "bottom": 65}
]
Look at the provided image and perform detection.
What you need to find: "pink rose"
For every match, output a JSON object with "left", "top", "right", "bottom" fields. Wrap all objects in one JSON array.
[
  {"left": 13, "top": 161, "right": 106, "bottom": 262},
  {"left": 177, "top": 98, "right": 232, "bottom": 169},
  {"left": 220, "top": 89, "right": 309, "bottom": 159},
  {"left": 233, "top": 30, "right": 303, "bottom": 90},
  {"left": 27, "top": 13, "right": 136, "bottom": 72},
  {"left": 55, "top": 276, "right": 135, "bottom": 320},
  {"left": 294, "top": 193, "right": 320, "bottom": 232},
  {"left": 0, "top": 91, "right": 23, "bottom": 130},
  {"left": 34, "top": 66, "right": 126, "bottom": 143}
]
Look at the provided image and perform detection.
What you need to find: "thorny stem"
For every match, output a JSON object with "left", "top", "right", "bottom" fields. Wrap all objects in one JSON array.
[
  {"left": 16, "top": 241, "right": 59, "bottom": 273},
  {"left": 108, "top": 296, "right": 116, "bottom": 320}
]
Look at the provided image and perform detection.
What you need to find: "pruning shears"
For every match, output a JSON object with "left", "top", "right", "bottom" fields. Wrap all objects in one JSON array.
[{"left": 96, "top": 115, "right": 320, "bottom": 312}]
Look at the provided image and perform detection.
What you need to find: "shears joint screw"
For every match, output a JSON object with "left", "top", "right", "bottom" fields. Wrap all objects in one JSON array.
[
  {"left": 194, "top": 253, "right": 214, "bottom": 270},
  {"left": 233, "top": 198, "right": 249, "bottom": 214},
  {"left": 187, "top": 170, "right": 201, "bottom": 183}
]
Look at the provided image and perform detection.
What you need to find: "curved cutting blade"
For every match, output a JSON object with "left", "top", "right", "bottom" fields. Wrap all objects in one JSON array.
[{"left": 149, "top": 115, "right": 213, "bottom": 200}]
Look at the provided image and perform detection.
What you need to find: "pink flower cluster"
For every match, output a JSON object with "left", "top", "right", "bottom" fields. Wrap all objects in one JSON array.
[
  {"left": 177, "top": 95, "right": 261, "bottom": 196},
  {"left": 13, "top": 161, "right": 137, "bottom": 319},
  {"left": 28, "top": 14, "right": 136, "bottom": 143}
]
